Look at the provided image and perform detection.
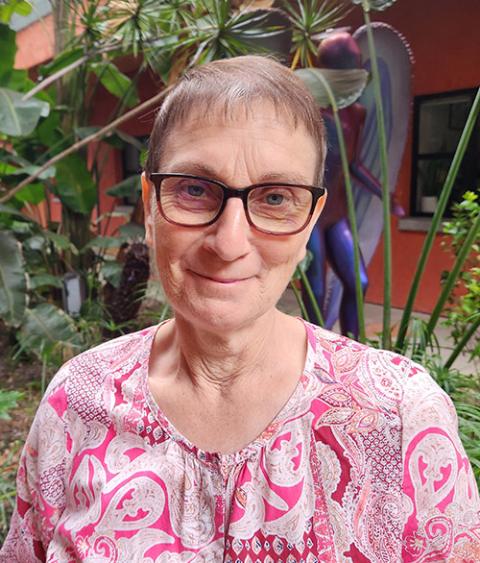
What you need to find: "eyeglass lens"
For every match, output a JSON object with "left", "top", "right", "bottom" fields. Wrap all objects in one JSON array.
[{"left": 159, "top": 176, "right": 314, "bottom": 234}]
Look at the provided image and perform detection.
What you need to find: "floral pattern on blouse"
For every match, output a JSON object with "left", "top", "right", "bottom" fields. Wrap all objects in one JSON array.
[{"left": 1, "top": 320, "right": 480, "bottom": 562}]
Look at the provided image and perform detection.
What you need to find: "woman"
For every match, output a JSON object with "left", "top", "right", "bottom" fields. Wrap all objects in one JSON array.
[{"left": 2, "top": 56, "right": 479, "bottom": 562}]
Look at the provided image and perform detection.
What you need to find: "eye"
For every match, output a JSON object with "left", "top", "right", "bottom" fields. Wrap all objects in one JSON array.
[
  {"left": 185, "top": 183, "right": 206, "bottom": 197},
  {"left": 265, "top": 193, "right": 285, "bottom": 206}
]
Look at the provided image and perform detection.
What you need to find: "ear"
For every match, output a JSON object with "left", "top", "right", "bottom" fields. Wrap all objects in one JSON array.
[
  {"left": 141, "top": 172, "right": 154, "bottom": 247},
  {"left": 311, "top": 191, "right": 327, "bottom": 226}
]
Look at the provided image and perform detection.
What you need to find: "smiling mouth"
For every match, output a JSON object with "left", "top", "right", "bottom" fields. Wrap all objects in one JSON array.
[{"left": 190, "top": 271, "right": 251, "bottom": 284}]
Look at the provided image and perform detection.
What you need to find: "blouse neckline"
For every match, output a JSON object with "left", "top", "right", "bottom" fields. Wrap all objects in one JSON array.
[{"left": 141, "top": 318, "right": 319, "bottom": 469}]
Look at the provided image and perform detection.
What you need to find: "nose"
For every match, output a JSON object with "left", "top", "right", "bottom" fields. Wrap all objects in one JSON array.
[{"left": 203, "top": 198, "right": 252, "bottom": 261}]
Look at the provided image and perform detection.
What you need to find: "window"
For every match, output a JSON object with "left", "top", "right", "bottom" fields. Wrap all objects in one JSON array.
[{"left": 411, "top": 89, "right": 480, "bottom": 216}]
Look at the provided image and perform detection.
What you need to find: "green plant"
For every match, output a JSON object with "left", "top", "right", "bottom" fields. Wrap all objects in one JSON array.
[
  {"left": 294, "top": 0, "right": 400, "bottom": 345},
  {"left": 290, "top": 251, "right": 325, "bottom": 325},
  {"left": 0, "top": 2, "right": 155, "bottom": 361},
  {"left": 0, "top": 389, "right": 22, "bottom": 421},
  {"left": 360, "top": 3, "right": 394, "bottom": 347},
  {"left": 294, "top": 65, "right": 369, "bottom": 341},
  {"left": 291, "top": 0, "right": 479, "bottom": 379},
  {"left": 441, "top": 191, "right": 480, "bottom": 369},
  {"left": 283, "top": 0, "right": 351, "bottom": 69},
  {"left": 394, "top": 90, "right": 480, "bottom": 355},
  {"left": 0, "top": 389, "right": 23, "bottom": 542},
  {"left": 0, "top": 0, "right": 347, "bottom": 364},
  {"left": 0, "top": 440, "right": 21, "bottom": 544}
]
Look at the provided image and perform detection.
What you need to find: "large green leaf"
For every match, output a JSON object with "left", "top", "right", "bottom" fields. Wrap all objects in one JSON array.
[
  {"left": 113, "top": 130, "right": 145, "bottom": 151},
  {"left": 90, "top": 62, "right": 139, "bottom": 108},
  {"left": 0, "top": 159, "right": 55, "bottom": 180},
  {"left": 352, "top": 0, "right": 396, "bottom": 11},
  {"left": 0, "top": 389, "right": 22, "bottom": 420},
  {"left": 295, "top": 67, "right": 369, "bottom": 109},
  {"left": 17, "top": 303, "right": 82, "bottom": 358},
  {"left": 83, "top": 236, "right": 123, "bottom": 250},
  {"left": 5, "top": 68, "right": 31, "bottom": 91},
  {"left": 0, "top": 203, "right": 27, "bottom": 219},
  {"left": 106, "top": 175, "right": 141, "bottom": 197},
  {"left": 0, "top": 0, "right": 32, "bottom": 24},
  {"left": 39, "top": 47, "right": 84, "bottom": 78},
  {"left": 54, "top": 154, "right": 97, "bottom": 214},
  {"left": 0, "top": 23, "right": 16, "bottom": 81},
  {"left": 0, "top": 231, "right": 27, "bottom": 326},
  {"left": 119, "top": 222, "right": 145, "bottom": 241},
  {"left": 0, "top": 87, "right": 50, "bottom": 136},
  {"left": 11, "top": 163, "right": 56, "bottom": 179},
  {"left": 0, "top": 162, "right": 18, "bottom": 175},
  {"left": 36, "top": 111, "right": 62, "bottom": 146},
  {"left": 101, "top": 260, "right": 123, "bottom": 288},
  {"left": 44, "top": 229, "right": 78, "bottom": 254},
  {"left": 229, "top": 8, "right": 292, "bottom": 58},
  {"left": 14, "top": 182, "right": 46, "bottom": 205},
  {"left": 29, "top": 274, "right": 63, "bottom": 290},
  {"left": 75, "top": 126, "right": 144, "bottom": 150}
]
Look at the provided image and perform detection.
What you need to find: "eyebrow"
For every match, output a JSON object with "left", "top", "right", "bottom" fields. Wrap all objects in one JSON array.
[{"left": 163, "top": 161, "right": 314, "bottom": 186}]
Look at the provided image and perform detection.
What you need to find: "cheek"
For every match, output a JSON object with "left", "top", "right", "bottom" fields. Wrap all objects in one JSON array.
[
  {"left": 152, "top": 218, "right": 187, "bottom": 261},
  {"left": 151, "top": 229, "right": 181, "bottom": 284},
  {"left": 152, "top": 226, "right": 200, "bottom": 284},
  {"left": 266, "top": 235, "right": 307, "bottom": 264},
  {"left": 261, "top": 238, "right": 308, "bottom": 272},
  {"left": 153, "top": 246, "right": 187, "bottom": 307}
]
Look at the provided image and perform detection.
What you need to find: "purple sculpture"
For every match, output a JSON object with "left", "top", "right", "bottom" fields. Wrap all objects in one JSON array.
[{"left": 304, "top": 25, "right": 412, "bottom": 339}]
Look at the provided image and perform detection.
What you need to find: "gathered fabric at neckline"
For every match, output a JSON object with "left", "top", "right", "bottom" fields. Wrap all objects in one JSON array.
[{"left": 140, "top": 318, "right": 320, "bottom": 468}]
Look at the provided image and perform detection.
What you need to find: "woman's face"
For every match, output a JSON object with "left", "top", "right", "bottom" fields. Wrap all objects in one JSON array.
[{"left": 143, "top": 102, "right": 325, "bottom": 333}]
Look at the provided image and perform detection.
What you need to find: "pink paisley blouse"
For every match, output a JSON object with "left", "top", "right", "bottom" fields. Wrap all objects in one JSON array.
[{"left": 2, "top": 320, "right": 480, "bottom": 562}]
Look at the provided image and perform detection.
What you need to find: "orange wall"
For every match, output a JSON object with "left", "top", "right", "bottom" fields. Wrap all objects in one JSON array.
[
  {"left": 88, "top": 71, "right": 160, "bottom": 235},
  {"left": 15, "top": 14, "right": 54, "bottom": 69},
  {"left": 344, "top": 0, "right": 480, "bottom": 313}
]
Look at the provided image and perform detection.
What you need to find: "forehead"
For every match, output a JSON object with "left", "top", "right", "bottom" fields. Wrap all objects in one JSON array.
[
  {"left": 158, "top": 101, "right": 318, "bottom": 180},
  {"left": 192, "top": 97, "right": 298, "bottom": 124},
  {"left": 162, "top": 99, "right": 302, "bottom": 143}
]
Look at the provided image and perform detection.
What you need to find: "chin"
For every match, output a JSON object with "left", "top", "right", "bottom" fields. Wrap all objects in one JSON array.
[{"left": 175, "top": 298, "right": 274, "bottom": 334}]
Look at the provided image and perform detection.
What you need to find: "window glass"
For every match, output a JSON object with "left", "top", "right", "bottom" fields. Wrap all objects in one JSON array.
[{"left": 412, "top": 90, "right": 480, "bottom": 216}]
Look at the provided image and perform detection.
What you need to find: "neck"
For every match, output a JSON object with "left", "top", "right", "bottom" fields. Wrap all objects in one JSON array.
[{"left": 169, "top": 309, "right": 286, "bottom": 396}]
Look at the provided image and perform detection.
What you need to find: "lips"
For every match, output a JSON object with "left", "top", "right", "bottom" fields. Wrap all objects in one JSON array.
[{"left": 190, "top": 270, "right": 251, "bottom": 284}]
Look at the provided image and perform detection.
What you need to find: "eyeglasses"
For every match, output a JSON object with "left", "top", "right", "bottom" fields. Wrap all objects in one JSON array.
[{"left": 148, "top": 173, "right": 326, "bottom": 236}]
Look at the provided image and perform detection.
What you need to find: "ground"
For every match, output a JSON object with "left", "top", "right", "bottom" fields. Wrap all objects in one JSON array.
[{"left": 0, "top": 325, "right": 44, "bottom": 542}]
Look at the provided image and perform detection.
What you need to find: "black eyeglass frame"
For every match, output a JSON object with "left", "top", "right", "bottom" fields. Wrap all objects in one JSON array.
[{"left": 148, "top": 172, "right": 327, "bottom": 236}]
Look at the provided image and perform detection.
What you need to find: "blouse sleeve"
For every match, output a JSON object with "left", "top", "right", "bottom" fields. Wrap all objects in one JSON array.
[
  {"left": 0, "top": 366, "right": 70, "bottom": 562},
  {"left": 400, "top": 362, "right": 480, "bottom": 561}
]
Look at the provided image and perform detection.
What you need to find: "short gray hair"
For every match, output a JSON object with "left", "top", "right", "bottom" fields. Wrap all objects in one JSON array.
[{"left": 145, "top": 55, "right": 326, "bottom": 183}]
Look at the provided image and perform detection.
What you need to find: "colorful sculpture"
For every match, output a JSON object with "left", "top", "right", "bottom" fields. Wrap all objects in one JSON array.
[{"left": 304, "top": 25, "right": 412, "bottom": 338}]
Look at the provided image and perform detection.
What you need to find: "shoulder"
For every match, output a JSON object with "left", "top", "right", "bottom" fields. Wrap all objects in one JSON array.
[
  {"left": 304, "top": 321, "right": 444, "bottom": 414},
  {"left": 73, "top": 323, "right": 156, "bottom": 365},
  {"left": 43, "top": 325, "right": 157, "bottom": 420},
  {"left": 51, "top": 325, "right": 155, "bottom": 383}
]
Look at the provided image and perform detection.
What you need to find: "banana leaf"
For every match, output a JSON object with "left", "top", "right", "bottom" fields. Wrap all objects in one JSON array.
[
  {"left": 0, "top": 87, "right": 50, "bottom": 136},
  {"left": 0, "top": 231, "right": 27, "bottom": 326},
  {"left": 295, "top": 67, "right": 368, "bottom": 109},
  {"left": 17, "top": 303, "right": 82, "bottom": 359}
]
